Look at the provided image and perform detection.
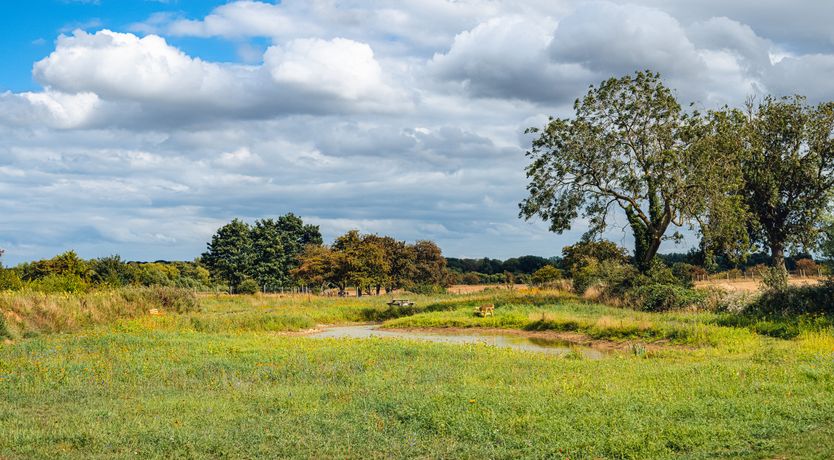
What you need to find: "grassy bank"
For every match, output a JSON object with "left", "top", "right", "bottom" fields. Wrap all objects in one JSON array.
[{"left": 1, "top": 289, "right": 833, "bottom": 458}]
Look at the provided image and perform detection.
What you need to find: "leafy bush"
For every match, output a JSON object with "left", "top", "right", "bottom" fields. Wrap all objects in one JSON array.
[
  {"left": 671, "top": 263, "right": 697, "bottom": 286},
  {"left": 625, "top": 284, "right": 707, "bottom": 312},
  {"left": 0, "top": 269, "right": 23, "bottom": 291},
  {"left": 409, "top": 284, "right": 447, "bottom": 295},
  {"left": 0, "top": 314, "right": 10, "bottom": 339},
  {"left": 28, "top": 274, "right": 88, "bottom": 293},
  {"left": 237, "top": 279, "right": 260, "bottom": 295},
  {"left": 749, "top": 280, "right": 834, "bottom": 316},
  {"left": 530, "top": 265, "right": 562, "bottom": 286},
  {"left": 143, "top": 286, "right": 200, "bottom": 313},
  {"left": 760, "top": 267, "right": 788, "bottom": 292}
]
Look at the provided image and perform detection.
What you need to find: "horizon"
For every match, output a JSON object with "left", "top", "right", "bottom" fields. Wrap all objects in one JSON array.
[{"left": 3, "top": 1, "right": 834, "bottom": 265}]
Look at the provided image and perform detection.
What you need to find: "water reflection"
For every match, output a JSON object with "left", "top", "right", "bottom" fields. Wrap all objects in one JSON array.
[{"left": 308, "top": 325, "right": 606, "bottom": 358}]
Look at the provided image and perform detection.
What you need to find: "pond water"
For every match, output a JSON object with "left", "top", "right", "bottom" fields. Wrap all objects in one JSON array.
[{"left": 308, "top": 325, "right": 606, "bottom": 358}]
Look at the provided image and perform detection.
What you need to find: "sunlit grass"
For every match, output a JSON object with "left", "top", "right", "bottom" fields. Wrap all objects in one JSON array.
[{"left": 1, "top": 288, "right": 833, "bottom": 458}]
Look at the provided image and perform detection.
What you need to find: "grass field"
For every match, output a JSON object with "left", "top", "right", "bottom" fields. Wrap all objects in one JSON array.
[{"left": 2, "top": 289, "right": 833, "bottom": 458}]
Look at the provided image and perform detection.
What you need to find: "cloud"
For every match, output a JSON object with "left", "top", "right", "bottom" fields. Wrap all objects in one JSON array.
[
  {"left": 14, "top": 30, "right": 406, "bottom": 129},
  {"left": 4, "top": 1, "right": 834, "bottom": 264}
]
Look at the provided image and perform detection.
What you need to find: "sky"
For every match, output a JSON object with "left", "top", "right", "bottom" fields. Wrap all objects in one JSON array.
[{"left": 2, "top": 1, "right": 834, "bottom": 265}]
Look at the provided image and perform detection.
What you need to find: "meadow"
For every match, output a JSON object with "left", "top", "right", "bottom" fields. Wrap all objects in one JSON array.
[{"left": 1, "top": 288, "right": 833, "bottom": 459}]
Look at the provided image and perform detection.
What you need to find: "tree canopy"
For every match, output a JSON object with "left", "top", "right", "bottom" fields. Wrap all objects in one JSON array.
[
  {"left": 520, "top": 71, "right": 751, "bottom": 271},
  {"left": 202, "top": 214, "right": 322, "bottom": 291},
  {"left": 731, "top": 96, "right": 834, "bottom": 271}
]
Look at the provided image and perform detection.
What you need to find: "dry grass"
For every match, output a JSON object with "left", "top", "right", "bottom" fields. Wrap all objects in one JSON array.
[
  {"left": 447, "top": 284, "right": 528, "bottom": 294},
  {"left": 695, "top": 276, "right": 822, "bottom": 293},
  {"left": 0, "top": 287, "right": 198, "bottom": 338}
]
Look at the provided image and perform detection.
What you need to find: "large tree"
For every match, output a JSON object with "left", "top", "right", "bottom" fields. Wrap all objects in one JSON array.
[
  {"left": 735, "top": 96, "right": 834, "bottom": 272},
  {"left": 520, "top": 71, "right": 734, "bottom": 271},
  {"left": 202, "top": 219, "right": 253, "bottom": 292}
]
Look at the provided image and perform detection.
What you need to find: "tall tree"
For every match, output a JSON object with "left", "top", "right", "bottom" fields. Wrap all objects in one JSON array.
[
  {"left": 413, "top": 240, "right": 448, "bottom": 286},
  {"left": 520, "top": 71, "right": 736, "bottom": 271},
  {"left": 736, "top": 96, "right": 834, "bottom": 272},
  {"left": 250, "top": 219, "right": 287, "bottom": 290},
  {"left": 202, "top": 219, "right": 253, "bottom": 292}
]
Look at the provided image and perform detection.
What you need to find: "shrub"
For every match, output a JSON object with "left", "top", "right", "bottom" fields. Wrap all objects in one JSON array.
[
  {"left": 625, "top": 284, "right": 707, "bottom": 312},
  {"left": 795, "top": 258, "right": 819, "bottom": 276},
  {"left": 409, "top": 284, "right": 447, "bottom": 295},
  {"left": 0, "top": 269, "right": 23, "bottom": 291},
  {"left": 236, "top": 279, "right": 260, "bottom": 295},
  {"left": 142, "top": 286, "right": 200, "bottom": 313},
  {"left": 760, "top": 267, "right": 789, "bottom": 292},
  {"left": 747, "top": 263, "right": 769, "bottom": 277},
  {"left": 749, "top": 280, "right": 834, "bottom": 316},
  {"left": 530, "top": 265, "right": 562, "bottom": 286},
  {"left": 28, "top": 274, "right": 88, "bottom": 293},
  {"left": 562, "top": 240, "right": 629, "bottom": 277},
  {"left": 671, "top": 263, "right": 697, "bottom": 286},
  {"left": 0, "top": 314, "right": 10, "bottom": 339}
]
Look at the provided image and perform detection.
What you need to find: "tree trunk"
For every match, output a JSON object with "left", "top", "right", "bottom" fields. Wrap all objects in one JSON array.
[
  {"left": 771, "top": 242, "right": 787, "bottom": 273},
  {"left": 626, "top": 208, "right": 664, "bottom": 271}
]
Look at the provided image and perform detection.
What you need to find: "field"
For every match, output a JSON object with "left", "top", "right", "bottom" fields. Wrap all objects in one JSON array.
[
  {"left": 695, "top": 277, "right": 822, "bottom": 293},
  {"left": 2, "top": 290, "right": 834, "bottom": 459}
]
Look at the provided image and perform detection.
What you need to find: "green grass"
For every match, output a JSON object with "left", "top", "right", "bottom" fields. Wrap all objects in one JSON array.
[{"left": 1, "top": 289, "right": 833, "bottom": 458}]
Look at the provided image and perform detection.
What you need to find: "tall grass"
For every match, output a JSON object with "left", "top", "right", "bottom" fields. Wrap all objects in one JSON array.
[{"left": 0, "top": 286, "right": 198, "bottom": 338}]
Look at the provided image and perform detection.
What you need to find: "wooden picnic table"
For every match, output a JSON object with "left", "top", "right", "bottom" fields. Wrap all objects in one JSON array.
[{"left": 387, "top": 299, "right": 414, "bottom": 306}]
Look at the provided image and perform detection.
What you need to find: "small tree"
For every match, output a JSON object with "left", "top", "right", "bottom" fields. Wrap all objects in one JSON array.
[{"left": 531, "top": 265, "right": 562, "bottom": 287}]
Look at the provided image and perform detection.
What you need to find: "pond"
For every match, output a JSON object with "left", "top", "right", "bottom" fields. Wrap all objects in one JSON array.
[{"left": 308, "top": 324, "right": 606, "bottom": 358}]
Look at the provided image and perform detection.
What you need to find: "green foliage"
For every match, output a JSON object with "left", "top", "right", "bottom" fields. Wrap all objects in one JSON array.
[
  {"left": 530, "top": 265, "right": 562, "bottom": 286},
  {"left": 202, "top": 218, "right": 254, "bottom": 291},
  {"left": 761, "top": 266, "right": 789, "bottom": 292},
  {"left": 520, "top": 71, "right": 737, "bottom": 271},
  {"left": 730, "top": 96, "right": 834, "bottom": 270},
  {"left": 625, "top": 284, "right": 707, "bottom": 312},
  {"left": 561, "top": 240, "right": 628, "bottom": 277},
  {"left": 237, "top": 278, "right": 260, "bottom": 295},
  {"left": 89, "top": 255, "right": 135, "bottom": 287},
  {"left": 749, "top": 280, "right": 834, "bottom": 316},
  {"left": 0, "top": 269, "right": 23, "bottom": 291},
  {"left": 0, "top": 314, "right": 10, "bottom": 340},
  {"left": 28, "top": 274, "right": 88, "bottom": 293}
]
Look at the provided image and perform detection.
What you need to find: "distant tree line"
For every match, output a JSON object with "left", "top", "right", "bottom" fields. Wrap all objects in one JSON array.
[{"left": 0, "top": 250, "right": 213, "bottom": 293}]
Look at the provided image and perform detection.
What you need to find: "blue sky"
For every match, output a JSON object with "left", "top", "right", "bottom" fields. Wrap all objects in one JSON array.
[
  {"left": 0, "top": 1, "right": 236, "bottom": 92},
  {"left": 1, "top": 1, "right": 834, "bottom": 265}
]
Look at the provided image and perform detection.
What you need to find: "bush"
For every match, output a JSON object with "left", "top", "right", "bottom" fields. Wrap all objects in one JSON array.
[
  {"left": 530, "top": 265, "right": 562, "bottom": 286},
  {"left": 0, "top": 315, "right": 10, "bottom": 339},
  {"left": 749, "top": 280, "right": 834, "bottom": 316},
  {"left": 795, "top": 258, "right": 819, "bottom": 276},
  {"left": 760, "top": 267, "right": 789, "bottom": 292},
  {"left": 0, "top": 269, "right": 23, "bottom": 291},
  {"left": 671, "top": 263, "right": 697, "bottom": 286},
  {"left": 625, "top": 284, "right": 707, "bottom": 312},
  {"left": 141, "top": 286, "right": 200, "bottom": 313},
  {"left": 409, "top": 284, "right": 447, "bottom": 295},
  {"left": 28, "top": 274, "right": 88, "bottom": 293},
  {"left": 236, "top": 279, "right": 260, "bottom": 295}
]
